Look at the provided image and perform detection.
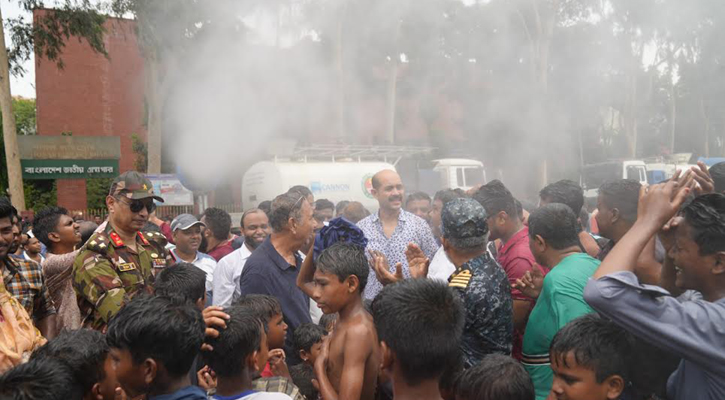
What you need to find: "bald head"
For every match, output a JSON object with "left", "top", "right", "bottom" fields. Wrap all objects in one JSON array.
[{"left": 371, "top": 169, "right": 405, "bottom": 212}]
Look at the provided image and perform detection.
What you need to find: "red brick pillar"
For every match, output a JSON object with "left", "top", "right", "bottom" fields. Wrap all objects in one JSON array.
[{"left": 57, "top": 179, "right": 88, "bottom": 211}]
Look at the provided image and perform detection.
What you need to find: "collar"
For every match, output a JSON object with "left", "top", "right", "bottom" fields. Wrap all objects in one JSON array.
[
  {"left": 372, "top": 209, "right": 409, "bottom": 224},
  {"left": 170, "top": 248, "right": 200, "bottom": 263},
  {"left": 105, "top": 224, "right": 147, "bottom": 248},
  {"left": 499, "top": 226, "right": 529, "bottom": 255},
  {"left": 262, "top": 236, "right": 301, "bottom": 271},
  {"left": 1, "top": 256, "right": 19, "bottom": 275},
  {"left": 456, "top": 252, "right": 492, "bottom": 273}
]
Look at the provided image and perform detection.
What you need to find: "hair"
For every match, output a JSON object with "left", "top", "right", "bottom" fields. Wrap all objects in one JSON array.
[
  {"left": 679, "top": 193, "right": 725, "bottom": 255},
  {"left": 202, "top": 207, "right": 232, "bottom": 241},
  {"left": 445, "top": 232, "right": 488, "bottom": 252},
  {"left": 240, "top": 208, "right": 264, "bottom": 229},
  {"left": 406, "top": 192, "right": 431, "bottom": 207},
  {"left": 29, "top": 206, "right": 69, "bottom": 248},
  {"left": 316, "top": 242, "right": 369, "bottom": 292},
  {"left": 29, "top": 329, "right": 109, "bottom": 396},
  {"left": 0, "top": 358, "right": 84, "bottom": 400},
  {"left": 473, "top": 180, "right": 517, "bottom": 217},
  {"left": 293, "top": 323, "right": 328, "bottom": 354},
  {"left": 539, "top": 179, "right": 585, "bottom": 215},
  {"left": 335, "top": 200, "right": 350, "bottom": 216},
  {"left": 78, "top": 221, "right": 98, "bottom": 247},
  {"left": 0, "top": 197, "right": 14, "bottom": 221},
  {"left": 106, "top": 294, "right": 205, "bottom": 377},
  {"left": 342, "top": 201, "right": 370, "bottom": 223},
  {"left": 202, "top": 305, "right": 264, "bottom": 379},
  {"left": 434, "top": 189, "right": 466, "bottom": 206},
  {"left": 454, "top": 354, "right": 534, "bottom": 400},
  {"left": 269, "top": 192, "right": 306, "bottom": 232},
  {"left": 579, "top": 208, "right": 590, "bottom": 232},
  {"left": 288, "top": 185, "right": 313, "bottom": 199},
  {"left": 154, "top": 262, "right": 207, "bottom": 304},
  {"left": 372, "top": 279, "right": 465, "bottom": 385},
  {"left": 258, "top": 200, "right": 273, "bottom": 217},
  {"left": 710, "top": 162, "right": 725, "bottom": 193},
  {"left": 528, "top": 203, "right": 580, "bottom": 250},
  {"left": 315, "top": 199, "right": 335, "bottom": 212},
  {"left": 550, "top": 314, "right": 635, "bottom": 384},
  {"left": 290, "top": 363, "right": 318, "bottom": 400},
  {"left": 319, "top": 312, "right": 338, "bottom": 331},
  {"left": 232, "top": 294, "right": 283, "bottom": 329},
  {"left": 598, "top": 179, "right": 642, "bottom": 224}
]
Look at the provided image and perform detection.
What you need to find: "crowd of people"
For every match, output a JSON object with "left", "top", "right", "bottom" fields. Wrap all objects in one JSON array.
[{"left": 1, "top": 162, "right": 725, "bottom": 400}]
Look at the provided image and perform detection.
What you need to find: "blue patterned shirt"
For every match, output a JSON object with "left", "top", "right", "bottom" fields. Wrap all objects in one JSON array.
[{"left": 357, "top": 209, "right": 439, "bottom": 299}]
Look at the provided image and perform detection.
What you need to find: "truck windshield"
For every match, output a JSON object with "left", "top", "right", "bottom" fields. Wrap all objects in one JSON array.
[
  {"left": 581, "top": 162, "right": 620, "bottom": 190},
  {"left": 464, "top": 167, "right": 485, "bottom": 187}
]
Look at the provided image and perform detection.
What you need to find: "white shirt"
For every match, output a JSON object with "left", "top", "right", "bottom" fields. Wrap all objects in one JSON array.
[
  {"left": 213, "top": 244, "right": 253, "bottom": 307},
  {"left": 300, "top": 250, "right": 323, "bottom": 323},
  {"left": 427, "top": 247, "right": 456, "bottom": 282},
  {"left": 170, "top": 248, "right": 217, "bottom": 294}
]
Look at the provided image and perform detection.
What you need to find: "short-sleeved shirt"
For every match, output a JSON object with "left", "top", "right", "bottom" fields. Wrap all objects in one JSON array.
[
  {"left": 253, "top": 377, "right": 304, "bottom": 400},
  {"left": 239, "top": 237, "right": 311, "bottom": 353},
  {"left": 584, "top": 271, "right": 725, "bottom": 400},
  {"left": 496, "top": 226, "right": 548, "bottom": 359},
  {"left": 213, "top": 244, "right": 253, "bottom": 307},
  {"left": 522, "top": 253, "right": 600, "bottom": 400},
  {"left": 2, "top": 256, "right": 56, "bottom": 320},
  {"left": 357, "top": 210, "right": 439, "bottom": 299},
  {"left": 170, "top": 249, "right": 217, "bottom": 294},
  {"left": 449, "top": 252, "right": 513, "bottom": 368},
  {"left": 207, "top": 238, "right": 236, "bottom": 262},
  {"left": 72, "top": 226, "right": 171, "bottom": 330}
]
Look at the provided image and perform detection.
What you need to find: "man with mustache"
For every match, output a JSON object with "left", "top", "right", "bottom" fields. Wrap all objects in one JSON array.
[
  {"left": 357, "top": 169, "right": 439, "bottom": 299},
  {"left": 170, "top": 214, "right": 217, "bottom": 305},
  {"left": 213, "top": 208, "right": 271, "bottom": 307},
  {"left": 72, "top": 171, "right": 172, "bottom": 331}
]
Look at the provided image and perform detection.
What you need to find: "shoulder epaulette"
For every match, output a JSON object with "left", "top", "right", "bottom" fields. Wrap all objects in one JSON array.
[
  {"left": 84, "top": 233, "right": 111, "bottom": 256},
  {"left": 449, "top": 269, "right": 473, "bottom": 289},
  {"left": 141, "top": 231, "right": 168, "bottom": 248}
]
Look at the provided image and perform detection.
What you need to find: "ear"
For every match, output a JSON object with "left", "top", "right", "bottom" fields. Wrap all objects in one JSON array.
[
  {"left": 106, "top": 196, "right": 116, "bottom": 213},
  {"left": 299, "top": 349, "right": 309, "bottom": 362},
  {"left": 345, "top": 274, "right": 360, "bottom": 293},
  {"left": 143, "top": 358, "right": 158, "bottom": 386},
  {"left": 441, "top": 237, "right": 450, "bottom": 252},
  {"left": 711, "top": 252, "right": 725, "bottom": 275},
  {"left": 249, "top": 350, "right": 262, "bottom": 372},
  {"left": 380, "top": 341, "right": 394, "bottom": 373},
  {"left": 47, "top": 231, "right": 62, "bottom": 244},
  {"left": 534, "top": 234, "right": 546, "bottom": 251},
  {"left": 610, "top": 208, "right": 621, "bottom": 224},
  {"left": 603, "top": 375, "right": 625, "bottom": 400},
  {"left": 90, "top": 382, "right": 103, "bottom": 400}
]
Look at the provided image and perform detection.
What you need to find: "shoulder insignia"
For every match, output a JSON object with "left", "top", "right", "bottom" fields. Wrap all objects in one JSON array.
[
  {"left": 138, "top": 231, "right": 151, "bottom": 246},
  {"left": 85, "top": 234, "right": 111, "bottom": 255},
  {"left": 449, "top": 269, "right": 472, "bottom": 289},
  {"left": 109, "top": 232, "right": 125, "bottom": 247},
  {"left": 144, "top": 231, "right": 168, "bottom": 248}
]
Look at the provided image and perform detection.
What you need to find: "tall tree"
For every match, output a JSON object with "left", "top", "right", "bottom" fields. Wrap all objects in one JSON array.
[{"left": 1, "top": 1, "right": 107, "bottom": 210}]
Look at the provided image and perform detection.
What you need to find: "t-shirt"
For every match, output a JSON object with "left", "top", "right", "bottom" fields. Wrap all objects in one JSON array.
[
  {"left": 149, "top": 385, "right": 207, "bottom": 400},
  {"left": 522, "top": 253, "right": 600, "bottom": 400},
  {"left": 213, "top": 390, "right": 293, "bottom": 400}
]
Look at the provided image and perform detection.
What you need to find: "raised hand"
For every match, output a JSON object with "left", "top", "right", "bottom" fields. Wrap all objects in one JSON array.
[
  {"left": 405, "top": 243, "right": 430, "bottom": 279},
  {"left": 269, "top": 349, "right": 291, "bottom": 379},
  {"left": 512, "top": 266, "right": 544, "bottom": 299},
  {"left": 369, "top": 249, "right": 404, "bottom": 285},
  {"left": 197, "top": 365, "right": 217, "bottom": 391},
  {"left": 690, "top": 162, "right": 715, "bottom": 195},
  {"left": 637, "top": 170, "right": 693, "bottom": 228},
  {"left": 201, "top": 306, "right": 230, "bottom": 351}
]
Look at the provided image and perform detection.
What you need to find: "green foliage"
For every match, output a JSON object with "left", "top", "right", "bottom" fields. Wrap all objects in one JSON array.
[
  {"left": 131, "top": 133, "right": 148, "bottom": 172},
  {"left": 86, "top": 178, "right": 113, "bottom": 209},
  {"left": 23, "top": 180, "right": 56, "bottom": 211},
  {"left": 0, "top": 98, "right": 37, "bottom": 194}
]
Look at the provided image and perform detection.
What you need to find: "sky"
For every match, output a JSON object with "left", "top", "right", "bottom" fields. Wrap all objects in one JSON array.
[{"left": 2, "top": 0, "right": 36, "bottom": 98}]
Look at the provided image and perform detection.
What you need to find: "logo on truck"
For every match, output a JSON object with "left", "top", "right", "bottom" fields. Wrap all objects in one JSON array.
[
  {"left": 362, "top": 174, "right": 374, "bottom": 199},
  {"left": 310, "top": 181, "right": 350, "bottom": 193}
]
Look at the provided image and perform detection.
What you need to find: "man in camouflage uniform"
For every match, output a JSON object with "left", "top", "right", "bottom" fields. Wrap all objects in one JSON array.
[
  {"left": 441, "top": 198, "right": 513, "bottom": 368},
  {"left": 72, "top": 171, "right": 172, "bottom": 330}
]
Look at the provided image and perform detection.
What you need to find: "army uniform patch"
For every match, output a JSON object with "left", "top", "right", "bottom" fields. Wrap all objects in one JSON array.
[
  {"left": 449, "top": 269, "right": 473, "bottom": 289},
  {"left": 118, "top": 262, "right": 137, "bottom": 272}
]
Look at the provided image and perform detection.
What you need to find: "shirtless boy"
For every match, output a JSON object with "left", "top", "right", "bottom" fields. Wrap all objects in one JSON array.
[{"left": 297, "top": 242, "right": 380, "bottom": 400}]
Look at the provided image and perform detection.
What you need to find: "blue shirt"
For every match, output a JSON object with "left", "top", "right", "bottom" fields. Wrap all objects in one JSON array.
[
  {"left": 239, "top": 237, "right": 312, "bottom": 352},
  {"left": 149, "top": 386, "right": 207, "bottom": 400},
  {"left": 357, "top": 209, "right": 439, "bottom": 299}
]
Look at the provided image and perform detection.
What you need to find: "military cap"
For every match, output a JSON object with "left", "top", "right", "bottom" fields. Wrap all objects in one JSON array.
[
  {"left": 442, "top": 198, "right": 489, "bottom": 240},
  {"left": 109, "top": 171, "right": 163, "bottom": 202}
]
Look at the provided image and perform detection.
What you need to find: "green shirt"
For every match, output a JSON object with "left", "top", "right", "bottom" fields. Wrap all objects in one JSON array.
[{"left": 522, "top": 253, "right": 600, "bottom": 400}]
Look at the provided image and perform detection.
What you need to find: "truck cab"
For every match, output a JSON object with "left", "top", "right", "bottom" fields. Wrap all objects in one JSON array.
[
  {"left": 433, "top": 158, "right": 486, "bottom": 191},
  {"left": 581, "top": 160, "right": 647, "bottom": 199}
]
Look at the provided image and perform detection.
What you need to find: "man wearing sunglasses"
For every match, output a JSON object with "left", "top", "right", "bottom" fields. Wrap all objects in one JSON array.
[{"left": 72, "top": 171, "right": 172, "bottom": 331}]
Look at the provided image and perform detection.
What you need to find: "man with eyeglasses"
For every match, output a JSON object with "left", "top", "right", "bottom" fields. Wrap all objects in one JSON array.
[{"left": 72, "top": 171, "right": 172, "bottom": 331}]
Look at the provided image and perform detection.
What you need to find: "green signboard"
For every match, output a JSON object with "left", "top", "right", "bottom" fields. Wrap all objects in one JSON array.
[{"left": 21, "top": 159, "right": 119, "bottom": 179}]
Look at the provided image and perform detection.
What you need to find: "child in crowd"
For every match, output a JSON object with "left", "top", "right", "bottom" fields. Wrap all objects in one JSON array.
[
  {"left": 154, "top": 262, "right": 208, "bottom": 309},
  {"left": 106, "top": 294, "right": 207, "bottom": 400},
  {"left": 290, "top": 363, "right": 319, "bottom": 400},
  {"left": 549, "top": 314, "right": 634, "bottom": 400},
  {"left": 372, "top": 278, "right": 464, "bottom": 400},
  {"left": 318, "top": 313, "right": 337, "bottom": 333},
  {"left": 297, "top": 242, "right": 380, "bottom": 400},
  {"left": 234, "top": 294, "right": 290, "bottom": 378},
  {"left": 202, "top": 305, "right": 293, "bottom": 400},
  {"left": 293, "top": 323, "right": 328, "bottom": 366},
  {"left": 454, "top": 354, "right": 534, "bottom": 400},
  {"left": 0, "top": 358, "right": 84, "bottom": 400},
  {"left": 29, "top": 329, "right": 120, "bottom": 400}
]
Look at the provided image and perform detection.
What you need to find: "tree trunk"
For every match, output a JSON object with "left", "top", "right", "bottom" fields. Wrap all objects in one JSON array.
[
  {"left": 146, "top": 58, "right": 162, "bottom": 174},
  {"left": 0, "top": 5, "right": 25, "bottom": 210}
]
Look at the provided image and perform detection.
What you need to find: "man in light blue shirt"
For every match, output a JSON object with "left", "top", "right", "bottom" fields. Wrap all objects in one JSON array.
[{"left": 169, "top": 214, "right": 216, "bottom": 304}]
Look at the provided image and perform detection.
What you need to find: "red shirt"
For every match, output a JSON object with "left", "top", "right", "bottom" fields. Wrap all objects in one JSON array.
[
  {"left": 207, "top": 237, "right": 236, "bottom": 262},
  {"left": 496, "top": 226, "right": 548, "bottom": 360}
]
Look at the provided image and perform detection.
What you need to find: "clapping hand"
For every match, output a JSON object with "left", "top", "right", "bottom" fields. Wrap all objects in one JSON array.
[
  {"left": 405, "top": 243, "right": 430, "bottom": 279},
  {"left": 369, "top": 250, "right": 404, "bottom": 285}
]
